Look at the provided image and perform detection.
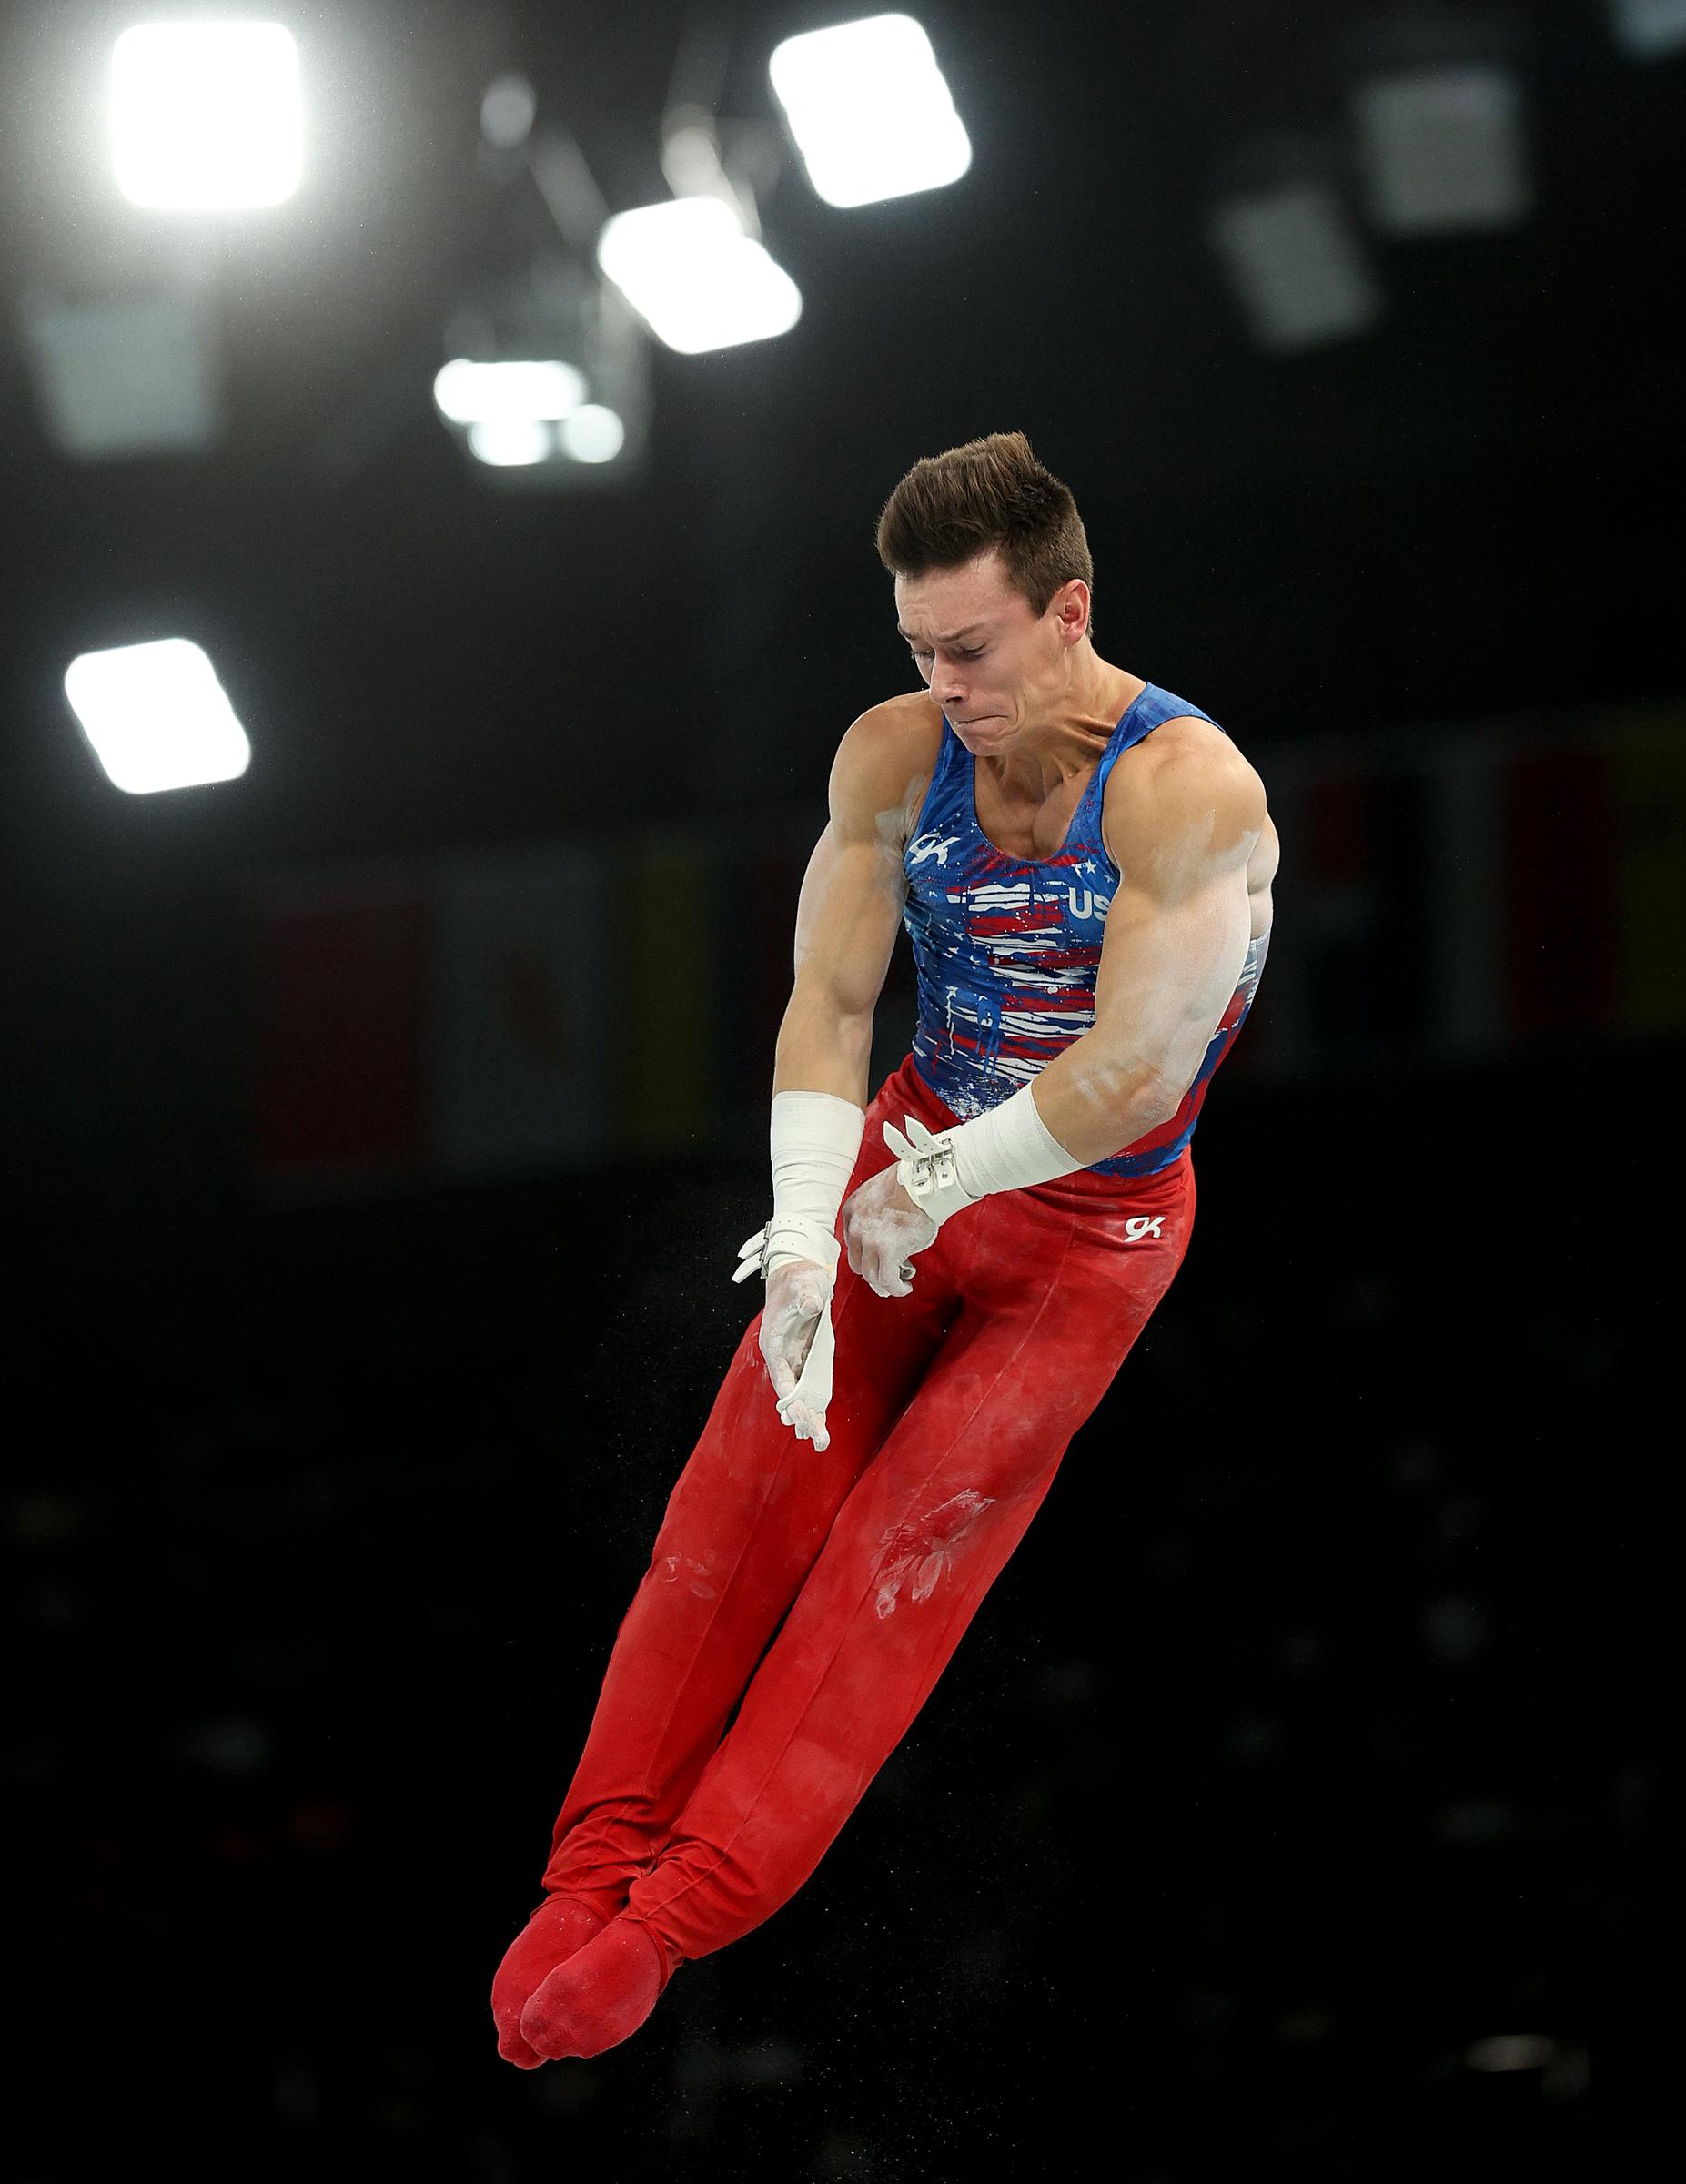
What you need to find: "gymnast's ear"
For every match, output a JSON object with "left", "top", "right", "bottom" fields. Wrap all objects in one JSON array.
[{"left": 1046, "top": 577, "right": 1092, "bottom": 649}]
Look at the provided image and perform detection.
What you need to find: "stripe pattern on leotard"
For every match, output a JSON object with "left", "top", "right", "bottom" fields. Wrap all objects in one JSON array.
[{"left": 900, "top": 682, "right": 1269, "bottom": 1178}]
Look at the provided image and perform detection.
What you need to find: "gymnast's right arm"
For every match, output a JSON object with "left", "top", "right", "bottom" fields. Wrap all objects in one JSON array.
[
  {"left": 733, "top": 708, "right": 913, "bottom": 1451},
  {"left": 775, "top": 703, "right": 912, "bottom": 1108}
]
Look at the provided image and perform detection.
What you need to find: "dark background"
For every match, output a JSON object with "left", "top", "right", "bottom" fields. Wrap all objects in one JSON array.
[{"left": 2, "top": 3, "right": 1675, "bottom": 2179}]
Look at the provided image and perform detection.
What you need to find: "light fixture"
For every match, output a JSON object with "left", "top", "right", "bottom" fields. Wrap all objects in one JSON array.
[
  {"left": 559, "top": 405, "right": 625, "bottom": 464},
  {"left": 1208, "top": 180, "right": 1383, "bottom": 352},
  {"left": 111, "top": 21, "right": 304, "bottom": 210},
  {"left": 64, "top": 639, "right": 252, "bottom": 794},
  {"left": 432, "top": 359, "right": 588, "bottom": 427},
  {"left": 466, "top": 420, "right": 553, "bottom": 467},
  {"left": 597, "top": 196, "right": 801, "bottom": 354},
  {"left": 1607, "top": 0, "right": 1686, "bottom": 58},
  {"left": 1352, "top": 65, "right": 1531, "bottom": 234},
  {"left": 768, "top": 14, "right": 971, "bottom": 208},
  {"left": 20, "top": 289, "right": 221, "bottom": 459}
]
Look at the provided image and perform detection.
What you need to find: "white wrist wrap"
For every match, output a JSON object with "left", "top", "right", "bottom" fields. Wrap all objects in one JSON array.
[
  {"left": 732, "top": 1089, "right": 864, "bottom": 1284},
  {"left": 951, "top": 1080, "right": 1083, "bottom": 1198},
  {"left": 885, "top": 1082, "right": 1081, "bottom": 1227}
]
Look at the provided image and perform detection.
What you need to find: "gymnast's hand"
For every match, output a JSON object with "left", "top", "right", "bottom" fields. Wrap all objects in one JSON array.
[
  {"left": 760, "top": 1258, "right": 835, "bottom": 1451},
  {"left": 842, "top": 1166, "right": 938, "bottom": 1299}
]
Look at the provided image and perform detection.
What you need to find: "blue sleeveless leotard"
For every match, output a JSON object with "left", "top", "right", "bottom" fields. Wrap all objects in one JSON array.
[{"left": 901, "top": 683, "right": 1269, "bottom": 1178}]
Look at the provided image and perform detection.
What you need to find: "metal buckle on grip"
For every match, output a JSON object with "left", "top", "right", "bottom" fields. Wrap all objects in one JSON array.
[{"left": 907, "top": 1140, "right": 956, "bottom": 1199}]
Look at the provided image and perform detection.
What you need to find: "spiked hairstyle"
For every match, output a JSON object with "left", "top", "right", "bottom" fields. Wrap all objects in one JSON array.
[{"left": 874, "top": 431, "right": 1095, "bottom": 627}]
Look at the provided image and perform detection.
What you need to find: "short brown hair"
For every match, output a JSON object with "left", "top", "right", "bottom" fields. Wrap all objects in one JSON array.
[{"left": 874, "top": 430, "right": 1094, "bottom": 621}]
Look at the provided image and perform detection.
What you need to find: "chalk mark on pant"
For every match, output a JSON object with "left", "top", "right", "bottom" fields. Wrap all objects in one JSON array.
[{"left": 873, "top": 1489, "right": 996, "bottom": 1618}]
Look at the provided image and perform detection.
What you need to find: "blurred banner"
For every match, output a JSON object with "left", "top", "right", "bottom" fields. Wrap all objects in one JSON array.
[
  {"left": 249, "top": 699, "right": 1686, "bottom": 1183},
  {"left": 429, "top": 846, "right": 607, "bottom": 1174},
  {"left": 254, "top": 873, "right": 428, "bottom": 1176},
  {"left": 250, "top": 830, "right": 809, "bottom": 1182},
  {"left": 1253, "top": 697, "right": 1686, "bottom": 1077}
]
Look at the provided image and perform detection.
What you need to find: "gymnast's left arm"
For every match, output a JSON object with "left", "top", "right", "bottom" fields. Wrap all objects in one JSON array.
[
  {"left": 1029, "top": 737, "right": 1265, "bottom": 1167},
  {"left": 842, "top": 741, "right": 1264, "bottom": 1293}
]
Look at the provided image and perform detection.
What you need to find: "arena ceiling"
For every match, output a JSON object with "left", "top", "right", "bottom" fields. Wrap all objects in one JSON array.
[{"left": 0, "top": 0, "right": 1677, "bottom": 884}]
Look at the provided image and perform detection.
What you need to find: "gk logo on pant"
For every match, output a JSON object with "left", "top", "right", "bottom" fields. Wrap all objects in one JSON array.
[{"left": 1125, "top": 1215, "right": 1166, "bottom": 1242}]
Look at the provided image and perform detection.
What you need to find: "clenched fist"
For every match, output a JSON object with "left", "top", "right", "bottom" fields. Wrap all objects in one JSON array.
[{"left": 842, "top": 1166, "right": 938, "bottom": 1299}]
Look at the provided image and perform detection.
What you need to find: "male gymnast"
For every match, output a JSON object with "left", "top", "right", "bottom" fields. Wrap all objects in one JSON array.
[{"left": 491, "top": 429, "right": 1279, "bottom": 2064}]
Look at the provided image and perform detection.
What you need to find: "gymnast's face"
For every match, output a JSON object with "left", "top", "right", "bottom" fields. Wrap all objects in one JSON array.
[{"left": 895, "top": 549, "right": 1090, "bottom": 753}]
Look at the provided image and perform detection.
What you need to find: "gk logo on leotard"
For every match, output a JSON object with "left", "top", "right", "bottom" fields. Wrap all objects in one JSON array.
[
  {"left": 1125, "top": 1216, "right": 1166, "bottom": 1242},
  {"left": 908, "top": 830, "right": 961, "bottom": 868}
]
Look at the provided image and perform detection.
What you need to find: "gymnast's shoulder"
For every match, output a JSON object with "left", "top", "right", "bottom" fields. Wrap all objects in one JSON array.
[{"left": 827, "top": 693, "right": 946, "bottom": 840}]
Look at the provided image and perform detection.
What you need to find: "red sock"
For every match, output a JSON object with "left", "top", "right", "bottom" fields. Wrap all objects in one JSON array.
[
  {"left": 518, "top": 1914, "right": 674, "bottom": 2061},
  {"left": 490, "top": 1896, "right": 609, "bottom": 2068}
]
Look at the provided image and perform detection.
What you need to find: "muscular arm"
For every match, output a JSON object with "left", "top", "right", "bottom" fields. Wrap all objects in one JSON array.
[
  {"left": 772, "top": 706, "right": 921, "bottom": 1107},
  {"left": 1030, "top": 734, "right": 1266, "bottom": 1166}
]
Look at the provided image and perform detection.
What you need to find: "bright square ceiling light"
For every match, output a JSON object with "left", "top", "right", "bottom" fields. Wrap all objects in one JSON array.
[
  {"left": 64, "top": 639, "right": 253, "bottom": 794},
  {"left": 432, "top": 359, "right": 587, "bottom": 427},
  {"left": 769, "top": 13, "right": 971, "bottom": 209},
  {"left": 111, "top": 21, "right": 303, "bottom": 209},
  {"left": 597, "top": 197, "right": 801, "bottom": 354}
]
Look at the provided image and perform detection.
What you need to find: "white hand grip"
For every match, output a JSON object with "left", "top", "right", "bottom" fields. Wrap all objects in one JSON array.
[{"left": 776, "top": 1296, "right": 835, "bottom": 1451}]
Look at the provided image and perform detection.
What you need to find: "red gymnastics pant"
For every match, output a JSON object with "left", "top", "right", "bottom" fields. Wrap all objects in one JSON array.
[{"left": 540, "top": 1054, "right": 1196, "bottom": 1970}]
